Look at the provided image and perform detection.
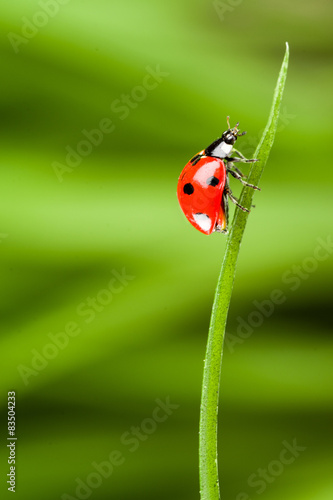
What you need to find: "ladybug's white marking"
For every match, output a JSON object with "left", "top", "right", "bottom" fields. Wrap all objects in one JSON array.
[
  {"left": 193, "top": 213, "right": 211, "bottom": 232},
  {"left": 210, "top": 142, "right": 233, "bottom": 158}
]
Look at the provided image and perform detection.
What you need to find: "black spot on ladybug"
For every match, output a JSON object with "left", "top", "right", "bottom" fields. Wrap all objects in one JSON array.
[
  {"left": 206, "top": 176, "right": 219, "bottom": 187},
  {"left": 183, "top": 183, "right": 194, "bottom": 195}
]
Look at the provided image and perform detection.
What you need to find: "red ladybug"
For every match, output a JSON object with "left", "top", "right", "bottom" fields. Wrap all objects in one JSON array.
[{"left": 177, "top": 117, "right": 260, "bottom": 235}]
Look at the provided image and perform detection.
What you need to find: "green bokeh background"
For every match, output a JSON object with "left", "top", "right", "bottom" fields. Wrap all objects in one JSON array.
[{"left": 1, "top": 1, "right": 332, "bottom": 499}]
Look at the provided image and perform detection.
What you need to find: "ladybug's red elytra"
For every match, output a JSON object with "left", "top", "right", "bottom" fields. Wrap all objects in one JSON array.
[{"left": 177, "top": 117, "right": 260, "bottom": 235}]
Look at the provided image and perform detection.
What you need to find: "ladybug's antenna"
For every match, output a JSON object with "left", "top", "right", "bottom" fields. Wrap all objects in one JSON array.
[
  {"left": 234, "top": 121, "right": 246, "bottom": 137},
  {"left": 226, "top": 116, "right": 247, "bottom": 136},
  {"left": 233, "top": 121, "right": 244, "bottom": 136}
]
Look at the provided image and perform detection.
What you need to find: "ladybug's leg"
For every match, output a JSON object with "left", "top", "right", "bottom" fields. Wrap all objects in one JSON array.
[
  {"left": 233, "top": 148, "right": 246, "bottom": 159},
  {"left": 215, "top": 187, "right": 229, "bottom": 233},
  {"left": 214, "top": 202, "right": 228, "bottom": 234},
  {"left": 233, "top": 149, "right": 260, "bottom": 166},
  {"left": 227, "top": 168, "right": 261, "bottom": 191},
  {"left": 225, "top": 187, "right": 250, "bottom": 213},
  {"left": 225, "top": 156, "right": 258, "bottom": 164},
  {"left": 225, "top": 158, "right": 248, "bottom": 178},
  {"left": 233, "top": 148, "right": 258, "bottom": 162},
  {"left": 223, "top": 191, "right": 229, "bottom": 228},
  {"left": 228, "top": 164, "right": 246, "bottom": 177}
]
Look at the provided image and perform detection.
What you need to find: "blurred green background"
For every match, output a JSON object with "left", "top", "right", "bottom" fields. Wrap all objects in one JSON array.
[{"left": 1, "top": 1, "right": 332, "bottom": 499}]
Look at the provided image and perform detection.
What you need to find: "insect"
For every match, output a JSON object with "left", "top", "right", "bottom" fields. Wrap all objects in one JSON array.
[{"left": 177, "top": 117, "right": 260, "bottom": 235}]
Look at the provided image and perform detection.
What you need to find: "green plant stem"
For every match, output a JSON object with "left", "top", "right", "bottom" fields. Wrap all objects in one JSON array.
[{"left": 199, "top": 43, "right": 289, "bottom": 500}]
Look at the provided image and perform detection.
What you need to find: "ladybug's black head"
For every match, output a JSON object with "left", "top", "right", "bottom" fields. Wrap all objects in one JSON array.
[{"left": 222, "top": 117, "right": 247, "bottom": 144}]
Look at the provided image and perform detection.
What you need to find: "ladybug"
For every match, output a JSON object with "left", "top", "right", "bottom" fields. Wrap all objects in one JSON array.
[{"left": 177, "top": 117, "right": 260, "bottom": 235}]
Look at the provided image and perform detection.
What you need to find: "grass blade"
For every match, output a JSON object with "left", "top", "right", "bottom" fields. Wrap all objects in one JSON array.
[{"left": 199, "top": 42, "right": 289, "bottom": 500}]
